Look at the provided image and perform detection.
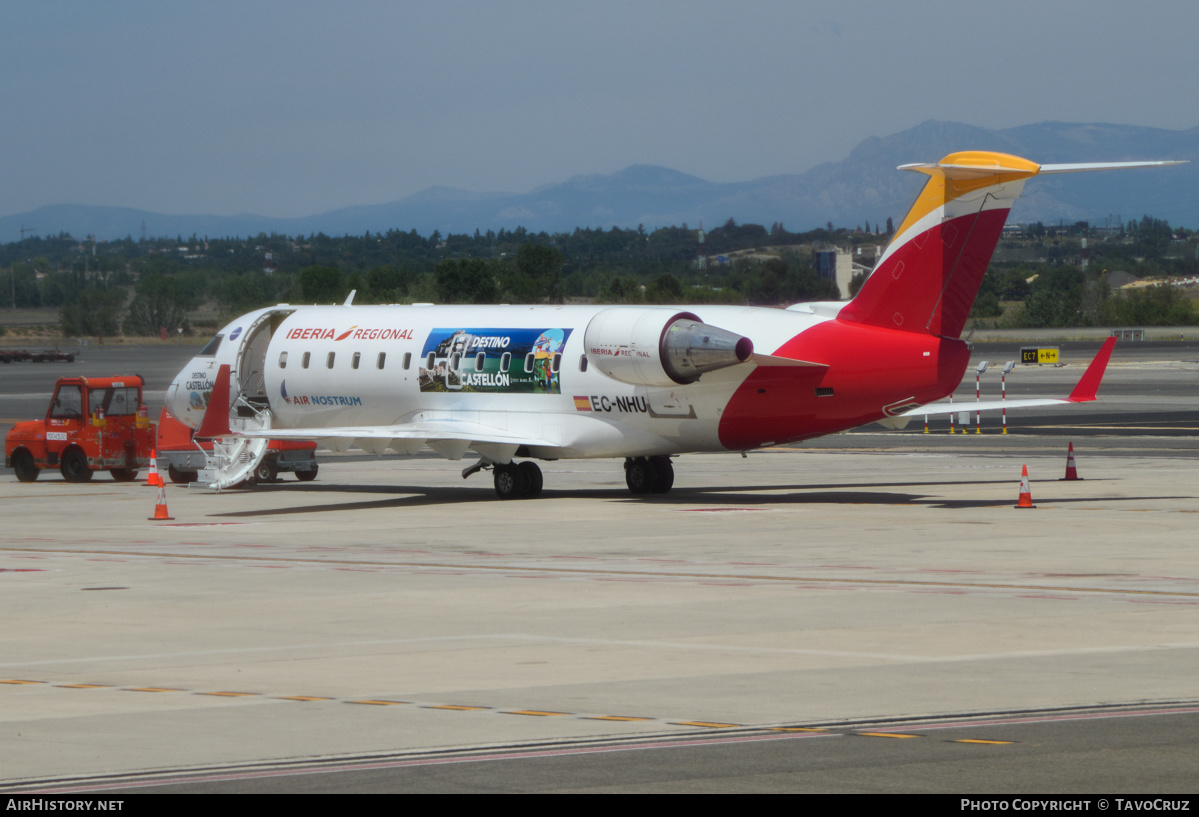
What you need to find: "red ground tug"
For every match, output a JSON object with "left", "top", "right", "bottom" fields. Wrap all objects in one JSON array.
[{"left": 6, "top": 375, "right": 155, "bottom": 482}]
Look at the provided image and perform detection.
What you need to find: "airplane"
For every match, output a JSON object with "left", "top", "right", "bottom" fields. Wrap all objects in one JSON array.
[{"left": 165, "top": 151, "right": 1183, "bottom": 496}]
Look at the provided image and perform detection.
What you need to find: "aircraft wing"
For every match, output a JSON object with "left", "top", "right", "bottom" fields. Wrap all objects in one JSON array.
[
  {"left": 232, "top": 408, "right": 674, "bottom": 461},
  {"left": 244, "top": 418, "right": 559, "bottom": 448},
  {"left": 896, "top": 337, "right": 1116, "bottom": 419}
]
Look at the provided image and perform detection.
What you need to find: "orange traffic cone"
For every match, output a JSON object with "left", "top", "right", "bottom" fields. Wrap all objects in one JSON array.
[
  {"left": 1015, "top": 464, "right": 1036, "bottom": 509},
  {"left": 149, "top": 484, "right": 174, "bottom": 521},
  {"left": 1061, "top": 442, "right": 1081, "bottom": 481},
  {"left": 146, "top": 449, "right": 163, "bottom": 487}
]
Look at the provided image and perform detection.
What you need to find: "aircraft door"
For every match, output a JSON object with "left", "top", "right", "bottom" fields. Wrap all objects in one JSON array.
[{"left": 235, "top": 313, "right": 281, "bottom": 410}]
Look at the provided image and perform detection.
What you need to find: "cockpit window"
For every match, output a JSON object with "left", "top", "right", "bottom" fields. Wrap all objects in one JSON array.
[{"left": 198, "top": 334, "right": 224, "bottom": 357}]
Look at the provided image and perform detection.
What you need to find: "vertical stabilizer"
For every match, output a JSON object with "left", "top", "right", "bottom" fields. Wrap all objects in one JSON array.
[{"left": 839, "top": 152, "right": 1039, "bottom": 338}]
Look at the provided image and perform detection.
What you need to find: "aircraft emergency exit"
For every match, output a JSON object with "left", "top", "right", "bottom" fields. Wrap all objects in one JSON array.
[{"left": 166, "top": 151, "right": 1182, "bottom": 497}]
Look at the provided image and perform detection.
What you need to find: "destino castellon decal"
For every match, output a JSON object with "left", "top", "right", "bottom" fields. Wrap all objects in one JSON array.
[{"left": 418, "top": 327, "right": 572, "bottom": 394}]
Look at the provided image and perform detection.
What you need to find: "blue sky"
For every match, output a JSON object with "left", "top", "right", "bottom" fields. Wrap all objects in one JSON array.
[{"left": 3, "top": 0, "right": 1197, "bottom": 219}]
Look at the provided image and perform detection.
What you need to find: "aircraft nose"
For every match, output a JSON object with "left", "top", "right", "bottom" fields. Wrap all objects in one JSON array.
[{"left": 165, "top": 369, "right": 196, "bottom": 428}]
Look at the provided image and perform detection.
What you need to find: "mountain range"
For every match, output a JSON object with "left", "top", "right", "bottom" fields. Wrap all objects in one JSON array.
[{"left": 4, "top": 120, "right": 1196, "bottom": 243}]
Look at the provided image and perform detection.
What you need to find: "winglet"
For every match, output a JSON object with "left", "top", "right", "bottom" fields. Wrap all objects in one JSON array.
[
  {"left": 1067, "top": 338, "right": 1117, "bottom": 402},
  {"left": 195, "top": 363, "right": 233, "bottom": 439}
]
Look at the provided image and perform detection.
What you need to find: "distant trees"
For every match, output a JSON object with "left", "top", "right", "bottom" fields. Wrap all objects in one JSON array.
[
  {"left": 59, "top": 289, "right": 126, "bottom": 338},
  {"left": 736, "top": 256, "right": 839, "bottom": 306},
  {"left": 505, "top": 244, "right": 563, "bottom": 303},
  {"left": 123, "top": 274, "right": 198, "bottom": 335},
  {"left": 435, "top": 258, "right": 500, "bottom": 304},
  {"left": 0, "top": 214, "right": 1190, "bottom": 337},
  {"left": 645, "top": 273, "right": 684, "bottom": 304},
  {"left": 299, "top": 265, "right": 346, "bottom": 304},
  {"left": 1104, "top": 283, "right": 1196, "bottom": 325}
]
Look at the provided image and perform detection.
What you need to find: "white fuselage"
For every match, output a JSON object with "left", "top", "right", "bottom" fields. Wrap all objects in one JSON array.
[{"left": 167, "top": 302, "right": 839, "bottom": 459}]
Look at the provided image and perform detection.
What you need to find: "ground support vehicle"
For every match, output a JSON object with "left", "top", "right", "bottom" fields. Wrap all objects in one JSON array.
[
  {"left": 0, "top": 349, "right": 75, "bottom": 363},
  {"left": 5, "top": 375, "right": 154, "bottom": 482},
  {"left": 157, "top": 407, "right": 318, "bottom": 486}
]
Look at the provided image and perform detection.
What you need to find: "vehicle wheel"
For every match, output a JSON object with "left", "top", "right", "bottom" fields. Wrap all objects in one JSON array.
[
  {"left": 11, "top": 450, "right": 39, "bottom": 482},
  {"left": 295, "top": 465, "right": 318, "bottom": 481},
  {"left": 518, "top": 461, "right": 543, "bottom": 499},
  {"left": 649, "top": 456, "right": 674, "bottom": 494},
  {"left": 254, "top": 462, "right": 277, "bottom": 483},
  {"left": 493, "top": 463, "right": 529, "bottom": 500},
  {"left": 168, "top": 465, "right": 197, "bottom": 484},
  {"left": 624, "top": 457, "right": 655, "bottom": 494},
  {"left": 110, "top": 468, "right": 139, "bottom": 482},
  {"left": 60, "top": 449, "right": 93, "bottom": 482}
]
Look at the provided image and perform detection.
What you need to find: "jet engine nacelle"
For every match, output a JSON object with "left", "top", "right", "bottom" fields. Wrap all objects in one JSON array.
[{"left": 583, "top": 307, "right": 754, "bottom": 388}]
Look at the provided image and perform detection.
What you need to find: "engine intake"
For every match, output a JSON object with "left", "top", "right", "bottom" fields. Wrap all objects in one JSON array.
[{"left": 584, "top": 307, "right": 753, "bottom": 387}]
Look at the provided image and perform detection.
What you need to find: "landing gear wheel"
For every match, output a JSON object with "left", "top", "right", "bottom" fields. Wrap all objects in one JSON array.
[
  {"left": 254, "top": 462, "right": 277, "bottom": 483},
  {"left": 168, "top": 465, "right": 197, "bottom": 484},
  {"left": 12, "top": 450, "right": 39, "bottom": 482},
  {"left": 110, "top": 468, "right": 139, "bottom": 482},
  {"left": 60, "top": 449, "right": 93, "bottom": 483},
  {"left": 493, "top": 462, "right": 530, "bottom": 500},
  {"left": 518, "top": 461, "right": 543, "bottom": 499},
  {"left": 624, "top": 457, "right": 654, "bottom": 494},
  {"left": 295, "top": 465, "right": 318, "bottom": 481},
  {"left": 625, "top": 456, "right": 675, "bottom": 495},
  {"left": 649, "top": 455, "right": 674, "bottom": 493}
]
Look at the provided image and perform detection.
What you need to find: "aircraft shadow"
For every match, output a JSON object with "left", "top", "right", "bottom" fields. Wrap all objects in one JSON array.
[{"left": 203, "top": 478, "right": 1174, "bottom": 518}]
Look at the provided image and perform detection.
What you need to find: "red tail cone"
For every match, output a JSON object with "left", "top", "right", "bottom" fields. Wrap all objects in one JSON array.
[
  {"left": 149, "top": 484, "right": 174, "bottom": 521},
  {"left": 1015, "top": 464, "right": 1036, "bottom": 509},
  {"left": 146, "top": 449, "right": 163, "bottom": 487},
  {"left": 1062, "top": 442, "right": 1081, "bottom": 481}
]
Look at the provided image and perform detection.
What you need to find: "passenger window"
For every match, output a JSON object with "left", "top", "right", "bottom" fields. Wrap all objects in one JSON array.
[
  {"left": 377, "top": 352, "right": 387, "bottom": 370},
  {"left": 426, "top": 352, "right": 435, "bottom": 370},
  {"left": 278, "top": 351, "right": 288, "bottom": 369},
  {"left": 500, "top": 352, "right": 511, "bottom": 373},
  {"left": 551, "top": 353, "right": 562, "bottom": 373},
  {"left": 579, "top": 355, "right": 588, "bottom": 372},
  {"left": 352, "top": 352, "right": 361, "bottom": 370},
  {"left": 402, "top": 352, "right": 411, "bottom": 370},
  {"left": 449, "top": 353, "right": 461, "bottom": 371},
  {"left": 326, "top": 352, "right": 335, "bottom": 369},
  {"left": 475, "top": 352, "right": 485, "bottom": 372},
  {"left": 524, "top": 353, "right": 535, "bottom": 373},
  {"left": 302, "top": 352, "right": 311, "bottom": 369}
]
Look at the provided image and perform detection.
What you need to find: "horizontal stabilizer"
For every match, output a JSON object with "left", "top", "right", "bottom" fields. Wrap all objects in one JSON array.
[
  {"left": 898, "top": 158, "right": 1039, "bottom": 179},
  {"left": 1038, "top": 161, "right": 1187, "bottom": 174},
  {"left": 898, "top": 338, "right": 1117, "bottom": 419}
]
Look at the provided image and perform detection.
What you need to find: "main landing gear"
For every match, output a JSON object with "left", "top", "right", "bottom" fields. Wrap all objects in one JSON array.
[
  {"left": 492, "top": 461, "right": 543, "bottom": 500},
  {"left": 467, "top": 456, "right": 676, "bottom": 499},
  {"left": 624, "top": 456, "right": 674, "bottom": 495}
]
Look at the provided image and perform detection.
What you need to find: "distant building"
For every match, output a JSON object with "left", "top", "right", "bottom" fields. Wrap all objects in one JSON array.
[{"left": 814, "top": 249, "right": 854, "bottom": 299}]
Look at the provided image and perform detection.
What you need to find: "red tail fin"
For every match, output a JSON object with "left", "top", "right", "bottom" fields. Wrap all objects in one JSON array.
[
  {"left": 839, "top": 154, "right": 1185, "bottom": 338},
  {"left": 839, "top": 152, "right": 1039, "bottom": 338}
]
